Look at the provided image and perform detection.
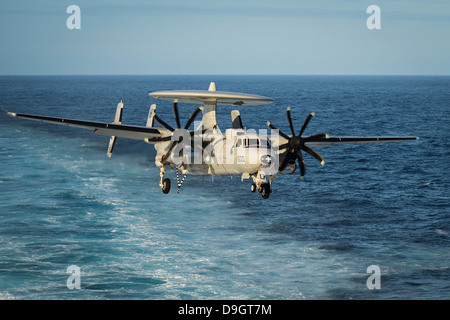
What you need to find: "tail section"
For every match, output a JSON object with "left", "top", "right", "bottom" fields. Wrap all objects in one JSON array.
[
  {"left": 147, "top": 104, "right": 156, "bottom": 127},
  {"left": 201, "top": 82, "right": 219, "bottom": 130},
  {"left": 231, "top": 110, "right": 244, "bottom": 129},
  {"left": 107, "top": 100, "right": 124, "bottom": 158}
]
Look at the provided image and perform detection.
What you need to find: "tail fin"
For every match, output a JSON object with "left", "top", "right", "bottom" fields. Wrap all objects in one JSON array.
[
  {"left": 231, "top": 110, "right": 243, "bottom": 129},
  {"left": 107, "top": 100, "right": 124, "bottom": 158},
  {"left": 147, "top": 104, "right": 156, "bottom": 127},
  {"left": 202, "top": 82, "right": 219, "bottom": 130}
]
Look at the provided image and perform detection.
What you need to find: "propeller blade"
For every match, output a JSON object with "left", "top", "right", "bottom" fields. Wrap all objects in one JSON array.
[
  {"left": 299, "top": 112, "right": 315, "bottom": 137},
  {"left": 161, "top": 141, "right": 178, "bottom": 164},
  {"left": 173, "top": 101, "right": 181, "bottom": 129},
  {"left": 153, "top": 113, "right": 174, "bottom": 132},
  {"left": 267, "top": 121, "right": 291, "bottom": 140},
  {"left": 286, "top": 107, "right": 296, "bottom": 136},
  {"left": 296, "top": 150, "right": 306, "bottom": 179},
  {"left": 184, "top": 107, "right": 203, "bottom": 130},
  {"left": 278, "top": 143, "right": 290, "bottom": 150},
  {"left": 269, "top": 109, "right": 327, "bottom": 177},
  {"left": 278, "top": 151, "right": 293, "bottom": 172},
  {"left": 302, "top": 145, "right": 325, "bottom": 165}
]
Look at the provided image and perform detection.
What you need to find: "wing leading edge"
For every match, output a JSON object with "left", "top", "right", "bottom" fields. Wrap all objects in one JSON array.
[{"left": 7, "top": 112, "right": 168, "bottom": 142}]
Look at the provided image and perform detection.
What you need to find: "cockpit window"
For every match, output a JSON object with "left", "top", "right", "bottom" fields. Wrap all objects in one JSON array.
[
  {"left": 236, "top": 137, "right": 271, "bottom": 148},
  {"left": 248, "top": 139, "right": 259, "bottom": 147}
]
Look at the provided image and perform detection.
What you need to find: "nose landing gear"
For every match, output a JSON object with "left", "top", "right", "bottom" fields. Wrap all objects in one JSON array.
[{"left": 251, "top": 174, "right": 273, "bottom": 199}]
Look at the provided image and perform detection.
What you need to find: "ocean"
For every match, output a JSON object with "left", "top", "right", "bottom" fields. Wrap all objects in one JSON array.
[{"left": 0, "top": 75, "right": 448, "bottom": 299}]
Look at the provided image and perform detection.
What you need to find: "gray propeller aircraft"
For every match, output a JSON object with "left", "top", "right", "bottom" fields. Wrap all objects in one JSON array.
[{"left": 7, "top": 82, "right": 418, "bottom": 199}]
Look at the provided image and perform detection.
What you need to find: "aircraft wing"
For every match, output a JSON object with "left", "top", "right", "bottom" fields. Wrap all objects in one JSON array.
[
  {"left": 7, "top": 112, "right": 170, "bottom": 143},
  {"left": 304, "top": 135, "right": 419, "bottom": 147}
]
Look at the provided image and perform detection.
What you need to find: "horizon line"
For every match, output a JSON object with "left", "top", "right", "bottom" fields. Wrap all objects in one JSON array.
[{"left": 1, "top": 74, "right": 449, "bottom": 77}]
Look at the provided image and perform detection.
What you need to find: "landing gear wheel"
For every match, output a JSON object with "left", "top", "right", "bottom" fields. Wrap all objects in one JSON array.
[
  {"left": 162, "top": 178, "right": 171, "bottom": 194},
  {"left": 260, "top": 183, "right": 271, "bottom": 199},
  {"left": 251, "top": 183, "right": 257, "bottom": 193}
]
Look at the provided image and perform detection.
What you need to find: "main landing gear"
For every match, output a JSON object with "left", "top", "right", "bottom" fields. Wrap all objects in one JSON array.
[
  {"left": 251, "top": 182, "right": 272, "bottom": 199},
  {"left": 162, "top": 178, "right": 171, "bottom": 194},
  {"left": 159, "top": 165, "right": 187, "bottom": 194},
  {"left": 160, "top": 166, "right": 171, "bottom": 194},
  {"left": 260, "top": 183, "right": 271, "bottom": 199}
]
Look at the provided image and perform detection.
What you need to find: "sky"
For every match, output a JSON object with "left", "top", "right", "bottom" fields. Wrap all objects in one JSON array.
[{"left": 0, "top": 0, "right": 449, "bottom": 75}]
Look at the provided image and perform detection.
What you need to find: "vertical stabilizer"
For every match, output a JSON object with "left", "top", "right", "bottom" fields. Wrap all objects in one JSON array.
[
  {"left": 208, "top": 82, "right": 216, "bottom": 92},
  {"left": 202, "top": 82, "right": 218, "bottom": 130},
  {"left": 231, "top": 110, "right": 244, "bottom": 129},
  {"left": 107, "top": 100, "right": 124, "bottom": 158},
  {"left": 113, "top": 100, "right": 124, "bottom": 124},
  {"left": 147, "top": 104, "right": 156, "bottom": 127}
]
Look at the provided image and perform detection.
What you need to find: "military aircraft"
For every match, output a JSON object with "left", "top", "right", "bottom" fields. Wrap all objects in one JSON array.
[{"left": 7, "top": 82, "right": 418, "bottom": 199}]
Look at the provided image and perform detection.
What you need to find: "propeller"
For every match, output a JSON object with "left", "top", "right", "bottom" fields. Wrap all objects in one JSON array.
[
  {"left": 267, "top": 107, "right": 329, "bottom": 179},
  {"left": 152, "top": 102, "right": 203, "bottom": 165}
]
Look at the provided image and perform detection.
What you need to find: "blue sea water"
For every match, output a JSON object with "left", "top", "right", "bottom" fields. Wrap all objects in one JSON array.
[{"left": 0, "top": 75, "right": 448, "bottom": 300}]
